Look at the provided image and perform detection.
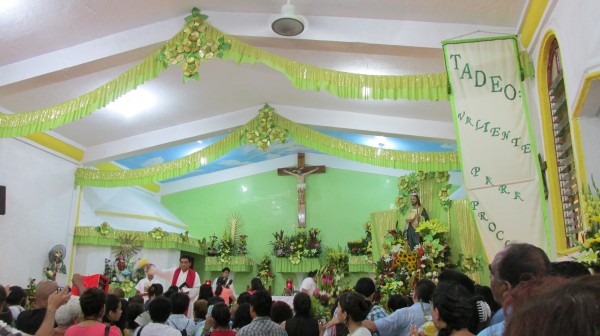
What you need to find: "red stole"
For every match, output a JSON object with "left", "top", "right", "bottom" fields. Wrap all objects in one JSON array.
[{"left": 172, "top": 268, "right": 196, "bottom": 288}]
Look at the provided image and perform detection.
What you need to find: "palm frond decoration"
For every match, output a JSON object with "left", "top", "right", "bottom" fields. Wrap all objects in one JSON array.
[
  {"left": 112, "top": 234, "right": 142, "bottom": 259},
  {"left": 227, "top": 213, "right": 243, "bottom": 246}
]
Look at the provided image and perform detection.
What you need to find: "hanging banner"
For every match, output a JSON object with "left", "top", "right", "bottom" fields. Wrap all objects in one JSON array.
[{"left": 443, "top": 36, "right": 549, "bottom": 259}]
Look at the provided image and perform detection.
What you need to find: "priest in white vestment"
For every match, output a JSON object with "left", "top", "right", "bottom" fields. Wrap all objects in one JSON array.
[{"left": 150, "top": 255, "right": 200, "bottom": 317}]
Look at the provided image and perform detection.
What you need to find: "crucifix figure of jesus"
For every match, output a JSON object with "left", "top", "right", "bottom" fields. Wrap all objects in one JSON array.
[{"left": 278, "top": 153, "right": 326, "bottom": 227}]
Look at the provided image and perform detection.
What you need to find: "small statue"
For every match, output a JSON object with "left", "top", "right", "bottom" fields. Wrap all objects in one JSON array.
[{"left": 45, "top": 245, "right": 67, "bottom": 281}]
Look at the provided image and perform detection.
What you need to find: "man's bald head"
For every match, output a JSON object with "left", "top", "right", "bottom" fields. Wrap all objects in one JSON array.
[{"left": 35, "top": 280, "right": 58, "bottom": 307}]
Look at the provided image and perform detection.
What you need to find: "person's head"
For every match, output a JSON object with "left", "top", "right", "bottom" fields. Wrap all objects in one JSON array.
[
  {"left": 108, "top": 287, "right": 125, "bottom": 299},
  {"left": 170, "top": 292, "right": 190, "bottom": 315},
  {"left": 79, "top": 288, "right": 107, "bottom": 319},
  {"left": 504, "top": 275, "right": 600, "bottom": 336},
  {"left": 237, "top": 292, "right": 252, "bottom": 305},
  {"left": 232, "top": 303, "right": 252, "bottom": 330},
  {"left": 207, "top": 296, "right": 225, "bottom": 307},
  {"left": 474, "top": 285, "right": 500, "bottom": 315},
  {"left": 114, "top": 298, "right": 129, "bottom": 331},
  {"left": 127, "top": 303, "right": 144, "bottom": 330},
  {"left": 148, "top": 296, "right": 171, "bottom": 323},
  {"left": 104, "top": 294, "right": 123, "bottom": 323},
  {"left": 431, "top": 281, "right": 474, "bottom": 336},
  {"left": 386, "top": 294, "right": 408, "bottom": 312},
  {"left": 437, "top": 270, "right": 475, "bottom": 294},
  {"left": 147, "top": 283, "right": 163, "bottom": 299},
  {"left": 6, "top": 286, "right": 26, "bottom": 307},
  {"left": 164, "top": 285, "right": 179, "bottom": 298},
  {"left": 199, "top": 284, "right": 214, "bottom": 301},
  {"left": 337, "top": 291, "right": 371, "bottom": 324},
  {"left": 0, "top": 285, "right": 7, "bottom": 307},
  {"left": 549, "top": 261, "right": 590, "bottom": 278},
  {"left": 35, "top": 280, "right": 58, "bottom": 307},
  {"left": 250, "top": 277, "right": 265, "bottom": 291},
  {"left": 221, "top": 267, "right": 231, "bottom": 279},
  {"left": 249, "top": 290, "right": 272, "bottom": 318},
  {"left": 215, "top": 277, "right": 227, "bottom": 296},
  {"left": 292, "top": 292, "right": 312, "bottom": 318},
  {"left": 270, "top": 301, "right": 293, "bottom": 324},
  {"left": 490, "top": 243, "right": 550, "bottom": 305},
  {"left": 354, "top": 277, "right": 376, "bottom": 299},
  {"left": 414, "top": 279, "right": 436, "bottom": 303},
  {"left": 211, "top": 302, "right": 231, "bottom": 329},
  {"left": 179, "top": 255, "right": 192, "bottom": 272},
  {"left": 128, "top": 294, "right": 144, "bottom": 306},
  {"left": 411, "top": 194, "right": 421, "bottom": 206},
  {"left": 193, "top": 299, "right": 208, "bottom": 320},
  {"left": 55, "top": 297, "right": 82, "bottom": 327}
]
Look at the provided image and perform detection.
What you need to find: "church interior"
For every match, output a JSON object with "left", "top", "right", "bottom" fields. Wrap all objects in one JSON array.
[{"left": 1, "top": 0, "right": 600, "bottom": 302}]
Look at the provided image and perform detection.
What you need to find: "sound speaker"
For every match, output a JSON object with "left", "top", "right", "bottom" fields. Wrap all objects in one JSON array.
[{"left": 0, "top": 186, "right": 5, "bottom": 215}]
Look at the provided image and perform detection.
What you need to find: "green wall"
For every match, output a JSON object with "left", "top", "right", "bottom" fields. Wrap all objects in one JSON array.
[{"left": 162, "top": 167, "right": 398, "bottom": 293}]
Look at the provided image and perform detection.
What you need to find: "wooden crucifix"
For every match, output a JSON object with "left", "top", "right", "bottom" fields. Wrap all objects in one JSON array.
[{"left": 278, "top": 153, "right": 326, "bottom": 227}]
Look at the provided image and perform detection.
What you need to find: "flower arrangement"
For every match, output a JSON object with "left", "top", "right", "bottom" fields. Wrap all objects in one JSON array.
[
  {"left": 27, "top": 278, "right": 36, "bottom": 309},
  {"left": 375, "top": 218, "right": 449, "bottom": 305},
  {"left": 95, "top": 222, "right": 113, "bottom": 236},
  {"left": 237, "top": 235, "right": 248, "bottom": 255},
  {"left": 257, "top": 255, "right": 274, "bottom": 287},
  {"left": 149, "top": 227, "right": 166, "bottom": 240},
  {"left": 347, "top": 222, "right": 373, "bottom": 256},
  {"left": 217, "top": 232, "right": 232, "bottom": 263},
  {"left": 104, "top": 257, "right": 146, "bottom": 288},
  {"left": 318, "top": 247, "right": 349, "bottom": 301},
  {"left": 271, "top": 228, "right": 322, "bottom": 264},
  {"left": 205, "top": 214, "right": 249, "bottom": 262},
  {"left": 577, "top": 178, "right": 600, "bottom": 271}
]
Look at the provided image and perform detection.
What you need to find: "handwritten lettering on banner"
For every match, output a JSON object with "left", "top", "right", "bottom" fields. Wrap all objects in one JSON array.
[{"left": 443, "top": 37, "right": 546, "bottom": 257}]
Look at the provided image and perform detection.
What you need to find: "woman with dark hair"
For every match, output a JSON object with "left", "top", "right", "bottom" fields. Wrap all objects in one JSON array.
[
  {"left": 236, "top": 292, "right": 251, "bottom": 305},
  {"left": 418, "top": 281, "right": 474, "bottom": 336},
  {"left": 386, "top": 294, "right": 408, "bottom": 312},
  {"left": 247, "top": 278, "right": 265, "bottom": 295},
  {"left": 337, "top": 291, "right": 371, "bottom": 336},
  {"left": 199, "top": 284, "right": 214, "bottom": 301},
  {"left": 65, "top": 288, "right": 122, "bottom": 336},
  {"left": 300, "top": 270, "right": 318, "bottom": 295},
  {"left": 126, "top": 303, "right": 144, "bottom": 334},
  {"left": 231, "top": 303, "right": 252, "bottom": 331},
  {"left": 103, "top": 294, "right": 123, "bottom": 326},
  {"left": 7, "top": 286, "right": 27, "bottom": 320},
  {"left": 207, "top": 302, "right": 236, "bottom": 336},
  {"left": 215, "top": 277, "right": 236, "bottom": 305},
  {"left": 281, "top": 292, "right": 320, "bottom": 336},
  {"left": 270, "top": 301, "right": 293, "bottom": 324},
  {"left": 144, "top": 284, "right": 163, "bottom": 311}
]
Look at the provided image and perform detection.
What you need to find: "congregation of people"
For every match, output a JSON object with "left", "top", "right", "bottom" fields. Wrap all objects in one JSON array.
[{"left": 2, "top": 246, "right": 600, "bottom": 336}]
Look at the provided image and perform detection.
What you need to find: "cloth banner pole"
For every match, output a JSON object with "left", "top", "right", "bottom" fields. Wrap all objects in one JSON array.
[{"left": 443, "top": 36, "right": 549, "bottom": 260}]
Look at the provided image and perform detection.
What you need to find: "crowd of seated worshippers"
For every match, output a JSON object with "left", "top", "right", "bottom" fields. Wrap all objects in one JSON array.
[{"left": 2, "top": 248, "right": 599, "bottom": 336}]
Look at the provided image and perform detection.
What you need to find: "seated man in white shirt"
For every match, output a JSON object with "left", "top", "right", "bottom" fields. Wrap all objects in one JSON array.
[{"left": 135, "top": 266, "right": 162, "bottom": 302}]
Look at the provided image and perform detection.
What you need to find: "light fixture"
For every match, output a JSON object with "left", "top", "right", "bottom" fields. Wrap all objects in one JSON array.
[
  {"left": 271, "top": 0, "right": 305, "bottom": 37},
  {"left": 106, "top": 88, "right": 156, "bottom": 118}
]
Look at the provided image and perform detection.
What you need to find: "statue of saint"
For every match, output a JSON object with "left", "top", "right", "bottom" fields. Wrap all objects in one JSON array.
[{"left": 405, "top": 193, "right": 429, "bottom": 250}]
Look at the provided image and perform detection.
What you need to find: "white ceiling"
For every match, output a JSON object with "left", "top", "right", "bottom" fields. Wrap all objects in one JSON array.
[{"left": 0, "top": 0, "right": 529, "bottom": 165}]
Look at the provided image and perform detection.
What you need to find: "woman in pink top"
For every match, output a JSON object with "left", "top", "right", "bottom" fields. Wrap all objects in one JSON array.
[
  {"left": 65, "top": 288, "right": 122, "bottom": 336},
  {"left": 215, "top": 277, "right": 236, "bottom": 305}
]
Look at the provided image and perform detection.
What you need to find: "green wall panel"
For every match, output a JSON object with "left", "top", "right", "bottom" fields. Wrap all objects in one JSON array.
[{"left": 162, "top": 167, "right": 397, "bottom": 293}]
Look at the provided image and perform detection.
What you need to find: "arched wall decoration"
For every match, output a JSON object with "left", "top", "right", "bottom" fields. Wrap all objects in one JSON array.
[{"left": 74, "top": 105, "right": 460, "bottom": 187}]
